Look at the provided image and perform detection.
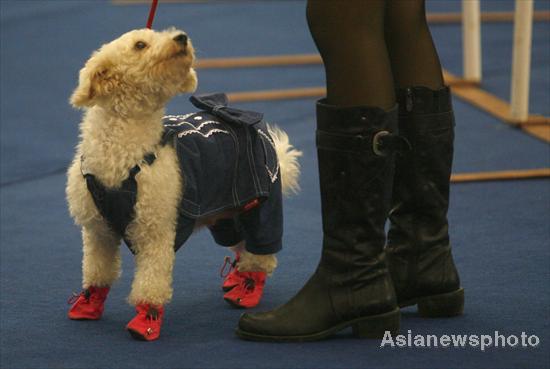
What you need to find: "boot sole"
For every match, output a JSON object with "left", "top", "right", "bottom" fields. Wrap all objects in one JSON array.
[
  {"left": 68, "top": 316, "right": 101, "bottom": 320},
  {"left": 235, "top": 307, "right": 400, "bottom": 342},
  {"left": 127, "top": 328, "right": 148, "bottom": 341},
  {"left": 399, "top": 288, "right": 464, "bottom": 318},
  {"left": 224, "top": 297, "right": 260, "bottom": 309},
  {"left": 127, "top": 328, "right": 160, "bottom": 341},
  {"left": 224, "top": 297, "right": 247, "bottom": 309}
]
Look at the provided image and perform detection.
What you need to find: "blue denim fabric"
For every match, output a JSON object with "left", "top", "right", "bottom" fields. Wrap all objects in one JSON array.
[
  {"left": 189, "top": 93, "right": 264, "bottom": 126},
  {"left": 83, "top": 94, "right": 283, "bottom": 255},
  {"left": 164, "top": 93, "right": 282, "bottom": 254},
  {"left": 207, "top": 175, "right": 283, "bottom": 255}
]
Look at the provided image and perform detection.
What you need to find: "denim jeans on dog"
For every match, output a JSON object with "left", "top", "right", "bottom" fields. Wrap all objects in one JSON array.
[{"left": 83, "top": 93, "right": 283, "bottom": 255}]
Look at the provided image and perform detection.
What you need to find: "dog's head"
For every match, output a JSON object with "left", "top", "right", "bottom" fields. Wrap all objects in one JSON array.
[{"left": 70, "top": 28, "right": 197, "bottom": 116}]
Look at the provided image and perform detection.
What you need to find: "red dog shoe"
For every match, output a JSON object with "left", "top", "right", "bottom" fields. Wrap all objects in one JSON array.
[
  {"left": 223, "top": 271, "right": 266, "bottom": 308},
  {"left": 220, "top": 253, "right": 244, "bottom": 292},
  {"left": 67, "top": 286, "right": 110, "bottom": 320},
  {"left": 126, "top": 304, "right": 164, "bottom": 341}
]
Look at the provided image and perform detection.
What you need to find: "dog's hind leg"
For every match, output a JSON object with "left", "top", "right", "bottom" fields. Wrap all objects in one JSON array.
[
  {"left": 237, "top": 250, "right": 277, "bottom": 276},
  {"left": 222, "top": 249, "right": 276, "bottom": 309}
]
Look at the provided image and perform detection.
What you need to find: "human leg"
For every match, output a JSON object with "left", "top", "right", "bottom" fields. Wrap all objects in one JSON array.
[
  {"left": 385, "top": 0, "right": 464, "bottom": 317},
  {"left": 236, "top": 0, "right": 403, "bottom": 341}
]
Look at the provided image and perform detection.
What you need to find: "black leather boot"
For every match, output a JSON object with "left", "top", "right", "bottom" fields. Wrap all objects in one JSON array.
[
  {"left": 236, "top": 101, "right": 407, "bottom": 342},
  {"left": 386, "top": 86, "right": 464, "bottom": 317}
]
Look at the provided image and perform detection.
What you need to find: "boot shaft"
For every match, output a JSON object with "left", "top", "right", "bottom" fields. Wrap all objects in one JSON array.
[
  {"left": 314, "top": 101, "right": 406, "bottom": 315},
  {"left": 390, "top": 86, "right": 454, "bottom": 246},
  {"left": 316, "top": 100, "right": 400, "bottom": 258},
  {"left": 388, "top": 86, "right": 461, "bottom": 302}
]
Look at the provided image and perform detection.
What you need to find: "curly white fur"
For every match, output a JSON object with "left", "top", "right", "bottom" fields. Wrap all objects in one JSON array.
[
  {"left": 238, "top": 250, "right": 278, "bottom": 276},
  {"left": 66, "top": 28, "right": 300, "bottom": 308},
  {"left": 228, "top": 243, "right": 277, "bottom": 276},
  {"left": 67, "top": 28, "right": 193, "bottom": 306},
  {"left": 268, "top": 124, "right": 302, "bottom": 196}
]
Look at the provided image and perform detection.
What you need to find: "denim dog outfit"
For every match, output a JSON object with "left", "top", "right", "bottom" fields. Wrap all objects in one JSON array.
[{"left": 83, "top": 93, "right": 283, "bottom": 255}]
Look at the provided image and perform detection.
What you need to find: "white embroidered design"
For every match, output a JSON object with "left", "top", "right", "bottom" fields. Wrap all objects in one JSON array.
[
  {"left": 174, "top": 120, "right": 229, "bottom": 138},
  {"left": 257, "top": 129, "right": 275, "bottom": 148},
  {"left": 164, "top": 113, "right": 195, "bottom": 121},
  {"left": 178, "top": 128, "right": 229, "bottom": 138},
  {"left": 166, "top": 119, "right": 220, "bottom": 130},
  {"left": 164, "top": 120, "right": 192, "bottom": 127},
  {"left": 257, "top": 129, "right": 280, "bottom": 183},
  {"left": 165, "top": 114, "right": 230, "bottom": 138},
  {"left": 193, "top": 121, "right": 221, "bottom": 130}
]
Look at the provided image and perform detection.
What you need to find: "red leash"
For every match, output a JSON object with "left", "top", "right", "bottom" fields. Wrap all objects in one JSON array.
[{"left": 146, "top": 0, "right": 159, "bottom": 29}]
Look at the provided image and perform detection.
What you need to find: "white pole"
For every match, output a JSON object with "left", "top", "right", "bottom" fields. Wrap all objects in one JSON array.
[
  {"left": 510, "top": 0, "right": 534, "bottom": 121},
  {"left": 462, "top": 0, "right": 482, "bottom": 82}
]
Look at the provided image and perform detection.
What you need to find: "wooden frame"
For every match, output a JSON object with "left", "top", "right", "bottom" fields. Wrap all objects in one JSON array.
[
  {"left": 510, "top": 0, "right": 535, "bottom": 122},
  {"left": 462, "top": 0, "right": 482, "bottom": 83}
]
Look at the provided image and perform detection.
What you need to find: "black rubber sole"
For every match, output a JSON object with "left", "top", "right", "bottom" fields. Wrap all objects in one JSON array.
[
  {"left": 127, "top": 328, "right": 147, "bottom": 341},
  {"left": 222, "top": 285, "right": 236, "bottom": 292},
  {"left": 399, "top": 288, "right": 464, "bottom": 318},
  {"left": 68, "top": 314, "right": 101, "bottom": 321},
  {"left": 224, "top": 297, "right": 247, "bottom": 309},
  {"left": 68, "top": 317, "right": 99, "bottom": 321},
  {"left": 235, "top": 308, "right": 400, "bottom": 342}
]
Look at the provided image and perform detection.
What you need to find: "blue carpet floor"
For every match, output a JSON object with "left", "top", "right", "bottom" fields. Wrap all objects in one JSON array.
[{"left": 1, "top": 1, "right": 549, "bottom": 368}]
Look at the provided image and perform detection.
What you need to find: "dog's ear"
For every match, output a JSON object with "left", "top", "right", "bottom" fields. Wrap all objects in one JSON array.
[
  {"left": 181, "top": 68, "right": 198, "bottom": 93},
  {"left": 70, "top": 54, "right": 118, "bottom": 108}
]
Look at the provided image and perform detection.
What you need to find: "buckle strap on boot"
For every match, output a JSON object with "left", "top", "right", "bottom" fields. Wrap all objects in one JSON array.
[{"left": 317, "top": 130, "right": 410, "bottom": 156}]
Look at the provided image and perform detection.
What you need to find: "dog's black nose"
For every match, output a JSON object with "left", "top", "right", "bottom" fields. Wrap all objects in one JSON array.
[{"left": 173, "top": 34, "right": 188, "bottom": 46}]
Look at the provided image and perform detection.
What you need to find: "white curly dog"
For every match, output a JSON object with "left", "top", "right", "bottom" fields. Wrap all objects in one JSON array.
[{"left": 66, "top": 28, "right": 301, "bottom": 341}]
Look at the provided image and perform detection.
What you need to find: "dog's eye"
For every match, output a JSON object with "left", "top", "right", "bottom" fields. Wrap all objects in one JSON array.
[{"left": 134, "top": 41, "right": 147, "bottom": 50}]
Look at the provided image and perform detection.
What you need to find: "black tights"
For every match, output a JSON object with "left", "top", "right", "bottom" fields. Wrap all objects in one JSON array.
[{"left": 306, "top": 0, "right": 444, "bottom": 110}]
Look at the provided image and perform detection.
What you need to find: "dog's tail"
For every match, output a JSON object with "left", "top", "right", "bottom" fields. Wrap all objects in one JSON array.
[{"left": 267, "top": 124, "right": 302, "bottom": 197}]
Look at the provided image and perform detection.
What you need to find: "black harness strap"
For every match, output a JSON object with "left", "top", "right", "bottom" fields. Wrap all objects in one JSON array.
[{"left": 82, "top": 153, "right": 156, "bottom": 252}]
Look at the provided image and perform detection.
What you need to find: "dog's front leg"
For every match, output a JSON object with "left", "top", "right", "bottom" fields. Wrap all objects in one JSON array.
[
  {"left": 68, "top": 220, "right": 120, "bottom": 320},
  {"left": 123, "top": 144, "right": 182, "bottom": 340},
  {"left": 125, "top": 228, "right": 176, "bottom": 341},
  {"left": 127, "top": 232, "right": 176, "bottom": 307},
  {"left": 82, "top": 222, "right": 122, "bottom": 288}
]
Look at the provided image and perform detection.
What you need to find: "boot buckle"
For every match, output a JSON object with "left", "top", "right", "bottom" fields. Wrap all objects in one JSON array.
[
  {"left": 373, "top": 131, "right": 412, "bottom": 156},
  {"left": 373, "top": 131, "right": 390, "bottom": 156}
]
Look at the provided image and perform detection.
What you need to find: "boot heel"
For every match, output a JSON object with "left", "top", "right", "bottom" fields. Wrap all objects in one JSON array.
[
  {"left": 417, "top": 288, "right": 464, "bottom": 318},
  {"left": 351, "top": 308, "right": 400, "bottom": 339}
]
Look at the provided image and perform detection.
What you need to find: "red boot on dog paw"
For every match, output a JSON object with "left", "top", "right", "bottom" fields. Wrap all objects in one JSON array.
[
  {"left": 220, "top": 253, "right": 244, "bottom": 292},
  {"left": 223, "top": 271, "right": 266, "bottom": 308},
  {"left": 68, "top": 286, "right": 110, "bottom": 320},
  {"left": 126, "top": 304, "right": 164, "bottom": 341}
]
